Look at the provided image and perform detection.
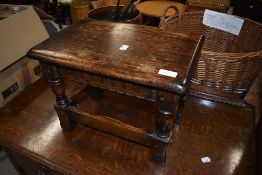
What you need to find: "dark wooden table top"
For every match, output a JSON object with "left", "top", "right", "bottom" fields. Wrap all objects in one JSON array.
[
  {"left": 28, "top": 20, "right": 200, "bottom": 93},
  {"left": 0, "top": 78, "right": 255, "bottom": 175}
]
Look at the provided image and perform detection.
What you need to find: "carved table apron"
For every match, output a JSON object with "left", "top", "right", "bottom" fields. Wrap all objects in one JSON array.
[{"left": 28, "top": 19, "right": 204, "bottom": 163}]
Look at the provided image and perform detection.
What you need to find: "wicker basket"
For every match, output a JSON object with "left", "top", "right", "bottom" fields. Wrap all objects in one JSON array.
[
  {"left": 187, "top": 0, "right": 230, "bottom": 12},
  {"left": 70, "top": 0, "right": 90, "bottom": 23},
  {"left": 159, "top": 11, "right": 262, "bottom": 106}
]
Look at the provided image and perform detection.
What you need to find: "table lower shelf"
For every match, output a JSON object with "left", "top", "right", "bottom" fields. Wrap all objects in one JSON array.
[{"left": 65, "top": 86, "right": 171, "bottom": 148}]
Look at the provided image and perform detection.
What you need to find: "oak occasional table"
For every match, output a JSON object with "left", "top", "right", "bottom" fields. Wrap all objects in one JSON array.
[{"left": 28, "top": 19, "right": 204, "bottom": 163}]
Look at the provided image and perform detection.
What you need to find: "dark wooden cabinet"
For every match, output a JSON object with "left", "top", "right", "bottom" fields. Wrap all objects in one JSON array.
[
  {"left": 0, "top": 78, "right": 256, "bottom": 175},
  {"left": 5, "top": 149, "right": 62, "bottom": 175}
]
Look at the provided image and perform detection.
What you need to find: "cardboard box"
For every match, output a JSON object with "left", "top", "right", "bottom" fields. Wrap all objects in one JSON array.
[
  {"left": 0, "top": 4, "right": 49, "bottom": 71},
  {"left": 0, "top": 5, "right": 61, "bottom": 107},
  {"left": 24, "top": 57, "right": 43, "bottom": 84},
  {"left": 0, "top": 59, "right": 25, "bottom": 107},
  {"left": 0, "top": 56, "right": 44, "bottom": 107},
  {"left": 32, "top": 6, "right": 60, "bottom": 36}
]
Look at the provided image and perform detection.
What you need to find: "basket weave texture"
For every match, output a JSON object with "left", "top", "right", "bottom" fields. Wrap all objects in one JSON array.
[
  {"left": 187, "top": 0, "right": 230, "bottom": 11},
  {"left": 159, "top": 11, "right": 262, "bottom": 105}
]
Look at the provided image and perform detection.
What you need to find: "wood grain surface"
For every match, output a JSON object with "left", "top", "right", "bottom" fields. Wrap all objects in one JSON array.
[
  {"left": 28, "top": 19, "right": 199, "bottom": 94},
  {"left": 0, "top": 78, "right": 256, "bottom": 175}
]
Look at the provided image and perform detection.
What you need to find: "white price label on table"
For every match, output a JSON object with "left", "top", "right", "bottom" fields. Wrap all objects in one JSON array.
[
  {"left": 201, "top": 156, "right": 211, "bottom": 163},
  {"left": 203, "top": 9, "right": 244, "bottom": 35},
  {"left": 158, "top": 69, "right": 178, "bottom": 78},
  {"left": 119, "top": 45, "right": 129, "bottom": 51}
]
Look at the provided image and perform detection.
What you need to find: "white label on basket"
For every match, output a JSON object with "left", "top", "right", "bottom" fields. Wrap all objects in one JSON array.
[
  {"left": 158, "top": 69, "right": 178, "bottom": 78},
  {"left": 203, "top": 10, "right": 244, "bottom": 35}
]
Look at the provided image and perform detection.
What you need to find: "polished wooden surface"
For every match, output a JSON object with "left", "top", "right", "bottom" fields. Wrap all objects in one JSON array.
[
  {"left": 0, "top": 78, "right": 256, "bottom": 174},
  {"left": 28, "top": 19, "right": 199, "bottom": 93},
  {"left": 257, "top": 116, "right": 262, "bottom": 174},
  {"left": 250, "top": 73, "right": 262, "bottom": 174}
]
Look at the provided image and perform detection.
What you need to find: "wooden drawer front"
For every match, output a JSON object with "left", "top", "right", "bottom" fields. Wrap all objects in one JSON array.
[{"left": 5, "top": 148, "right": 62, "bottom": 175}]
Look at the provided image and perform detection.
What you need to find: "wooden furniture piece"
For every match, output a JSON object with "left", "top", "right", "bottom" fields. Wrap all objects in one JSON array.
[
  {"left": 28, "top": 19, "right": 204, "bottom": 163},
  {"left": 257, "top": 114, "right": 262, "bottom": 174},
  {"left": 0, "top": 78, "right": 256, "bottom": 174},
  {"left": 159, "top": 11, "right": 262, "bottom": 106}
]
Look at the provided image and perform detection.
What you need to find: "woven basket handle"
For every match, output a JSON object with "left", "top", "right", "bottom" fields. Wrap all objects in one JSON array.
[
  {"left": 161, "top": 5, "right": 181, "bottom": 19},
  {"left": 160, "top": 6, "right": 181, "bottom": 29},
  {"left": 133, "top": 0, "right": 140, "bottom": 5}
]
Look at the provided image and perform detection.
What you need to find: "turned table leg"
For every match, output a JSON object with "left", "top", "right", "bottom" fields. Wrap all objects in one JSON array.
[
  {"left": 156, "top": 91, "right": 175, "bottom": 138},
  {"left": 152, "top": 141, "right": 169, "bottom": 164},
  {"left": 153, "top": 91, "right": 176, "bottom": 163},
  {"left": 175, "top": 94, "right": 186, "bottom": 125},
  {"left": 41, "top": 63, "right": 72, "bottom": 130}
]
